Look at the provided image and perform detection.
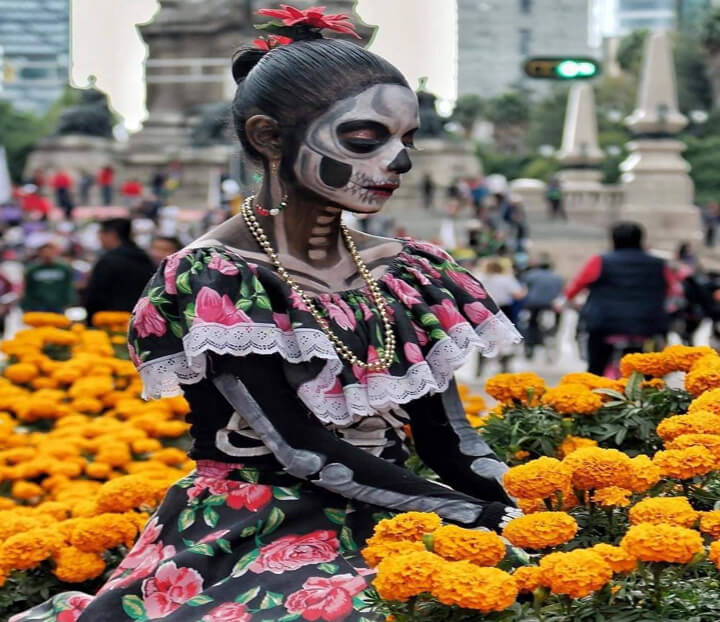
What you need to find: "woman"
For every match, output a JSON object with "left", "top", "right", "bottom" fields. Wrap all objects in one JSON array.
[{"left": 13, "top": 7, "right": 521, "bottom": 622}]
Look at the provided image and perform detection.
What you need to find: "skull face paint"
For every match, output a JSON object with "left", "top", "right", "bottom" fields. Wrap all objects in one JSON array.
[{"left": 293, "top": 84, "right": 419, "bottom": 213}]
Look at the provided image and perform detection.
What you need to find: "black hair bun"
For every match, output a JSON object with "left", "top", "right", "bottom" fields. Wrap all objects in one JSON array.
[{"left": 231, "top": 48, "right": 268, "bottom": 84}]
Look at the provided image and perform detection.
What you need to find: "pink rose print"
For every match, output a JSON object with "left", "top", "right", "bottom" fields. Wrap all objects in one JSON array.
[
  {"left": 289, "top": 289, "right": 311, "bottom": 312},
  {"left": 163, "top": 249, "right": 191, "bottom": 295},
  {"left": 197, "top": 529, "right": 230, "bottom": 544},
  {"left": 196, "top": 461, "right": 235, "bottom": 479},
  {"left": 430, "top": 299, "right": 466, "bottom": 331},
  {"left": 273, "top": 312, "right": 292, "bottom": 332},
  {"left": 320, "top": 295, "right": 355, "bottom": 331},
  {"left": 56, "top": 595, "right": 92, "bottom": 622},
  {"left": 447, "top": 268, "right": 487, "bottom": 299},
  {"left": 364, "top": 345, "right": 390, "bottom": 376},
  {"left": 195, "top": 287, "right": 252, "bottom": 326},
  {"left": 403, "top": 342, "right": 424, "bottom": 364},
  {"left": 246, "top": 262, "right": 259, "bottom": 276},
  {"left": 201, "top": 602, "right": 252, "bottom": 622},
  {"left": 127, "top": 342, "right": 142, "bottom": 367},
  {"left": 382, "top": 273, "right": 422, "bottom": 307},
  {"left": 358, "top": 301, "right": 374, "bottom": 321},
  {"left": 142, "top": 562, "right": 204, "bottom": 619},
  {"left": 404, "top": 254, "right": 441, "bottom": 279},
  {"left": 351, "top": 363, "right": 367, "bottom": 384},
  {"left": 464, "top": 302, "right": 492, "bottom": 325},
  {"left": 408, "top": 239, "right": 453, "bottom": 262},
  {"left": 285, "top": 574, "right": 367, "bottom": 622},
  {"left": 208, "top": 254, "right": 240, "bottom": 276},
  {"left": 410, "top": 321, "right": 429, "bottom": 346},
  {"left": 133, "top": 297, "right": 167, "bottom": 338},
  {"left": 250, "top": 530, "right": 340, "bottom": 574},
  {"left": 227, "top": 482, "right": 273, "bottom": 511},
  {"left": 407, "top": 266, "right": 431, "bottom": 286}
]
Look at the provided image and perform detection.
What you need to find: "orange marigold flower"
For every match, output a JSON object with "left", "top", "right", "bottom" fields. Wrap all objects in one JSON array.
[
  {"left": 539, "top": 549, "right": 612, "bottom": 599},
  {"left": 541, "top": 384, "right": 603, "bottom": 415},
  {"left": 22, "top": 312, "right": 71, "bottom": 328},
  {"left": 502, "top": 512, "right": 578, "bottom": 550},
  {"left": 628, "top": 497, "right": 698, "bottom": 527},
  {"left": 591, "top": 544, "right": 637, "bottom": 574},
  {"left": 95, "top": 475, "right": 158, "bottom": 513},
  {"left": 53, "top": 546, "right": 106, "bottom": 582},
  {"left": 592, "top": 486, "right": 632, "bottom": 508},
  {"left": 621, "top": 523, "right": 704, "bottom": 563},
  {"left": 371, "top": 512, "right": 442, "bottom": 543},
  {"left": 11, "top": 480, "right": 44, "bottom": 501},
  {"left": 562, "top": 447, "right": 633, "bottom": 491},
  {"left": 0, "top": 528, "right": 63, "bottom": 570},
  {"left": 699, "top": 511, "right": 720, "bottom": 538},
  {"left": 463, "top": 394, "right": 486, "bottom": 415},
  {"left": 627, "top": 455, "right": 661, "bottom": 495},
  {"left": 688, "top": 388, "right": 720, "bottom": 416},
  {"left": 512, "top": 566, "right": 543, "bottom": 593},
  {"left": 619, "top": 352, "right": 672, "bottom": 378},
  {"left": 432, "top": 524, "right": 505, "bottom": 566},
  {"left": 667, "top": 433, "right": 720, "bottom": 461},
  {"left": 361, "top": 540, "right": 426, "bottom": 568},
  {"left": 557, "top": 435, "right": 598, "bottom": 458},
  {"left": 653, "top": 446, "right": 715, "bottom": 480},
  {"left": 686, "top": 358, "right": 720, "bottom": 396},
  {"left": 69, "top": 513, "right": 138, "bottom": 553},
  {"left": 374, "top": 551, "right": 444, "bottom": 601},
  {"left": 484, "top": 373, "right": 546, "bottom": 405},
  {"left": 662, "top": 345, "right": 716, "bottom": 373},
  {"left": 431, "top": 562, "right": 518, "bottom": 613},
  {"left": 503, "top": 457, "right": 572, "bottom": 500},
  {"left": 4, "top": 363, "right": 38, "bottom": 384},
  {"left": 709, "top": 540, "right": 720, "bottom": 570},
  {"left": 657, "top": 412, "right": 720, "bottom": 441},
  {"left": 559, "top": 373, "right": 619, "bottom": 391}
]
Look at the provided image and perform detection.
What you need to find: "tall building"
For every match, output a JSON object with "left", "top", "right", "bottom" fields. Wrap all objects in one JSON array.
[
  {"left": 457, "top": 0, "right": 597, "bottom": 98},
  {"left": 598, "top": 0, "right": 719, "bottom": 36},
  {"left": 0, "top": 0, "right": 70, "bottom": 114}
]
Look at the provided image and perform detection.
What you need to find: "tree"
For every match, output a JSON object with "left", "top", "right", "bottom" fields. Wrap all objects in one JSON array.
[
  {"left": 676, "top": 33, "right": 713, "bottom": 113},
  {"left": 450, "top": 94, "right": 486, "bottom": 139},
  {"left": 701, "top": 6, "right": 720, "bottom": 108},
  {"left": 527, "top": 87, "right": 568, "bottom": 150},
  {"left": 485, "top": 91, "right": 531, "bottom": 154},
  {"left": 0, "top": 102, "right": 46, "bottom": 182},
  {"left": 616, "top": 29, "right": 648, "bottom": 76}
]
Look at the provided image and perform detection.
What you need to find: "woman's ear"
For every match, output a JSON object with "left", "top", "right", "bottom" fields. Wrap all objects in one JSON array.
[{"left": 245, "top": 115, "right": 283, "bottom": 161}]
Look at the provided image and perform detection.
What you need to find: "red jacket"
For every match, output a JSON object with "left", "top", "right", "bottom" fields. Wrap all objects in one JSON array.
[
  {"left": 121, "top": 180, "right": 143, "bottom": 197},
  {"left": 50, "top": 172, "right": 72, "bottom": 189},
  {"left": 97, "top": 168, "right": 114, "bottom": 186}
]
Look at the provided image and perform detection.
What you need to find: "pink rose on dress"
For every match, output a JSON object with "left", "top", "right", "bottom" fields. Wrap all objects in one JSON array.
[
  {"left": 195, "top": 287, "right": 251, "bottom": 326},
  {"left": 382, "top": 274, "right": 422, "bottom": 307},
  {"left": 320, "top": 295, "right": 355, "bottom": 331},
  {"left": 163, "top": 249, "right": 191, "bottom": 295},
  {"left": 196, "top": 461, "right": 235, "bottom": 479},
  {"left": 56, "top": 595, "right": 93, "bottom": 622},
  {"left": 201, "top": 603, "right": 252, "bottom": 622},
  {"left": 430, "top": 299, "right": 466, "bottom": 331},
  {"left": 127, "top": 342, "right": 142, "bottom": 367},
  {"left": 197, "top": 530, "right": 230, "bottom": 544},
  {"left": 285, "top": 574, "right": 367, "bottom": 622},
  {"left": 403, "top": 342, "right": 424, "bottom": 364},
  {"left": 226, "top": 482, "right": 273, "bottom": 511},
  {"left": 250, "top": 530, "right": 340, "bottom": 574},
  {"left": 410, "top": 321, "right": 429, "bottom": 346},
  {"left": 142, "top": 562, "right": 204, "bottom": 619},
  {"left": 358, "top": 301, "right": 374, "bottom": 321},
  {"left": 273, "top": 312, "right": 292, "bottom": 332},
  {"left": 133, "top": 297, "right": 167, "bottom": 338},
  {"left": 246, "top": 262, "right": 259, "bottom": 276},
  {"left": 408, "top": 240, "right": 453, "bottom": 262},
  {"left": 463, "top": 302, "right": 492, "bottom": 325},
  {"left": 404, "top": 254, "right": 441, "bottom": 279},
  {"left": 208, "top": 254, "right": 240, "bottom": 276},
  {"left": 446, "top": 268, "right": 487, "bottom": 299},
  {"left": 289, "top": 289, "right": 311, "bottom": 312},
  {"left": 407, "top": 266, "right": 431, "bottom": 286}
]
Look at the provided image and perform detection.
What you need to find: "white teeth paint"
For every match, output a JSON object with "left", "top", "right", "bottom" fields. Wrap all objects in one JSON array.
[{"left": 293, "top": 84, "right": 419, "bottom": 214}]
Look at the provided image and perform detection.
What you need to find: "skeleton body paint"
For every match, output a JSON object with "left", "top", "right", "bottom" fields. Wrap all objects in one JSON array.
[{"left": 294, "top": 84, "right": 419, "bottom": 213}]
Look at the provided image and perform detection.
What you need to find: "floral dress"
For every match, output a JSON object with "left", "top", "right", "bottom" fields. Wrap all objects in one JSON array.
[{"left": 12, "top": 239, "right": 521, "bottom": 622}]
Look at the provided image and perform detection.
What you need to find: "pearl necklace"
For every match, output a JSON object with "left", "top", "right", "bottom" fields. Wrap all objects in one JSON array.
[{"left": 242, "top": 196, "right": 396, "bottom": 371}]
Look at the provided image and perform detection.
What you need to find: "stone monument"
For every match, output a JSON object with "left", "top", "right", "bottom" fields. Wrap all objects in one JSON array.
[{"left": 619, "top": 30, "right": 700, "bottom": 245}]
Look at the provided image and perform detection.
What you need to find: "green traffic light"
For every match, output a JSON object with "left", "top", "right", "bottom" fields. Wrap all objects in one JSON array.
[{"left": 555, "top": 60, "right": 598, "bottom": 79}]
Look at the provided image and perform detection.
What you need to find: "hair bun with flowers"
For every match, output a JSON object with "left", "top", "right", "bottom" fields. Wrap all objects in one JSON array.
[{"left": 252, "top": 4, "right": 360, "bottom": 51}]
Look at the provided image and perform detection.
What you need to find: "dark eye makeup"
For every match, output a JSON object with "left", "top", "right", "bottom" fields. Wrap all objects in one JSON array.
[{"left": 337, "top": 120, "right": 390, "bottom": 153}]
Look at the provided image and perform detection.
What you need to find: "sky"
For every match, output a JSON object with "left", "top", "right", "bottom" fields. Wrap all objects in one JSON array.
[{"left": 70, "top": 0, "right": 457, "bottom": 131}]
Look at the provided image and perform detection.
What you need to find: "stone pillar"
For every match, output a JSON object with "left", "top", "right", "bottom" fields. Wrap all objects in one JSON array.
[
  {"left": 619, "top": 31, "right": 700, "bottom": 247},
  {"left": 556, "top": 82, "right": 607, "bottom": 226}
]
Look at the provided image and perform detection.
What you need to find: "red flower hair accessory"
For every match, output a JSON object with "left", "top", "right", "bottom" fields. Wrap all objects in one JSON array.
[
  {"left": 253, "top": 35, "right": 294, "bottom": 51},
  {"left": 257, "top": 4, "right": 360, "bottom": 39}
]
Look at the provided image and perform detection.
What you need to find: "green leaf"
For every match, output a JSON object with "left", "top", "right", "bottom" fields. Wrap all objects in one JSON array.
[
  {"left": 594, "top": 388, "right": 627, "bottom": 401},
  {"left": 272, "top": 486, "right": 301, "bottom": 501},
  {"left": 232, "top": 548, "right": 259, "bottom": 577},
  {"left": 317, "top": 562, "right": 338, "bottom": 574},
  {"left": 429, "top": 328, "right": 447, "bottom": 341},
  {"left": 121, "top": 595, "right": 147, "bottom": 621},
  {"left": 235, "top": 586, "right": 261, "bottom": 604},
  {"left": 183, "top": 302, "right": 196, "bottom": 325},
  {"left": 278, "top": 614, "right": 302, "bottom": 622},
  {"left": 239, "top": 525, "right": 257, "bottom": 538},
  {"left": 419, "top": 312, "right": 439, "bottom": 327},
  {"left": 259, "top": 590, "right": 285, "bottom": 610},
  {"left": 323, "top": 508, "right": 346, "bottom": 525},
  {"left": 238, "top": 467, "right": 259, "bottom": 483},
  {"left": 217, "top": 538, "right": 233, "bottom": 554},
  {"left": 255, "top": 295, "right": 272, "bottom": 310},
  {"left": 186, "top": 594, "right": 214, "bottom": 606},
  {"left": 203, "top": 494, "right": 226, "bottom": 506},
  {"left": 170, "top": 321, "right": 184, "bottom": 339},
  {"left": 260, "top": 507, "right": 285, "bottom": 536},
  {"left": 625, "top": 371, "right": 643, "bottom": 401},
  {"left": 340, "top": 525, "right": 358, "bottom": 551},
  {"left": 240, "top": 280, "right": 250, "bottom": 298},
  {"left": 176, "top": 270, "right": 192, "bottom": 295},
  {"left": 252, "top": 275, "right": 264, "bottom": 294},
  {"left": 148, "top": 286, "right": 170, "bottom": 307},
  {"left": 203, "top": 506, "right": 219, "bottom": 528},
  {"left": 236, "top": 298, "right": 253, "bottom": 311},
  {"left": 178, "top": 508, "right": 196, "bottom": 532},
  {"left": 187, "top": 543, "right": 215, "bottom": 556}
]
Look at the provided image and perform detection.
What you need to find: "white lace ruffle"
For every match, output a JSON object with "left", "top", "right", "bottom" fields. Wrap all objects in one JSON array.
[{"left": 137, "top": 314, "right": 522, "bottom": 425}]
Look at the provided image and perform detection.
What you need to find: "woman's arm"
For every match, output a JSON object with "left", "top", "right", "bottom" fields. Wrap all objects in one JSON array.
[
  {"left": 403, "top": 380, "right": 514, "bottom": 507},
  {"left": 209, "top": 353, "right": 520, "bottom": 532}
]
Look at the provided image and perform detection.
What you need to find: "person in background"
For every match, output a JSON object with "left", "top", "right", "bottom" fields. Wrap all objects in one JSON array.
[
  {"left": 563, "top": 221, "right": 673, "bottom": 375},
  {"left": 18, "top": 185, "right": 51, "bottom": 220},
  {"left": 83, "top": 218, "right": 155, "bottom": 323},
  {"left": 546, "top": 176, "right": 566, "bottom": 220},
  {"left": 421, "top": 173, "right": 435, "bottom": 210},
  {"left": 150, "top": 168, "right": 168, "bottom": 205},
  {"left": 50, "top": 169, "right": 74, "bottom": 219},
  {"left": 30, "top": 168, "right": 46, "bottom": 194},
  {"left": 521, "top": 253, "right": 565, "bottom": 359},
  {"left": 22, "top": 241, "right": 74, "bottom": 313},
  {"left": 703, "top": 201, "right": 719, "bottom": 248},
  {"left": 149, "top": 235, "right": 182, "bottom": 266},
  {"left": 97, "top": 165, "right": 115, "bottom": 206},
  {"left": 78, "top": 169, "right": 94, "bottom": 205},
  {"left": 120, "top": 178, "right": 144, "bottom": 208}
]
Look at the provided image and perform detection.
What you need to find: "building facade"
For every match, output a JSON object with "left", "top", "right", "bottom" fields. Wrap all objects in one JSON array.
[
  {"left": 0, "top": 0, "right": 70, "bottom": 114},
  {"left": 457, "top": 0, "right": 597, "bottom": 98}
]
